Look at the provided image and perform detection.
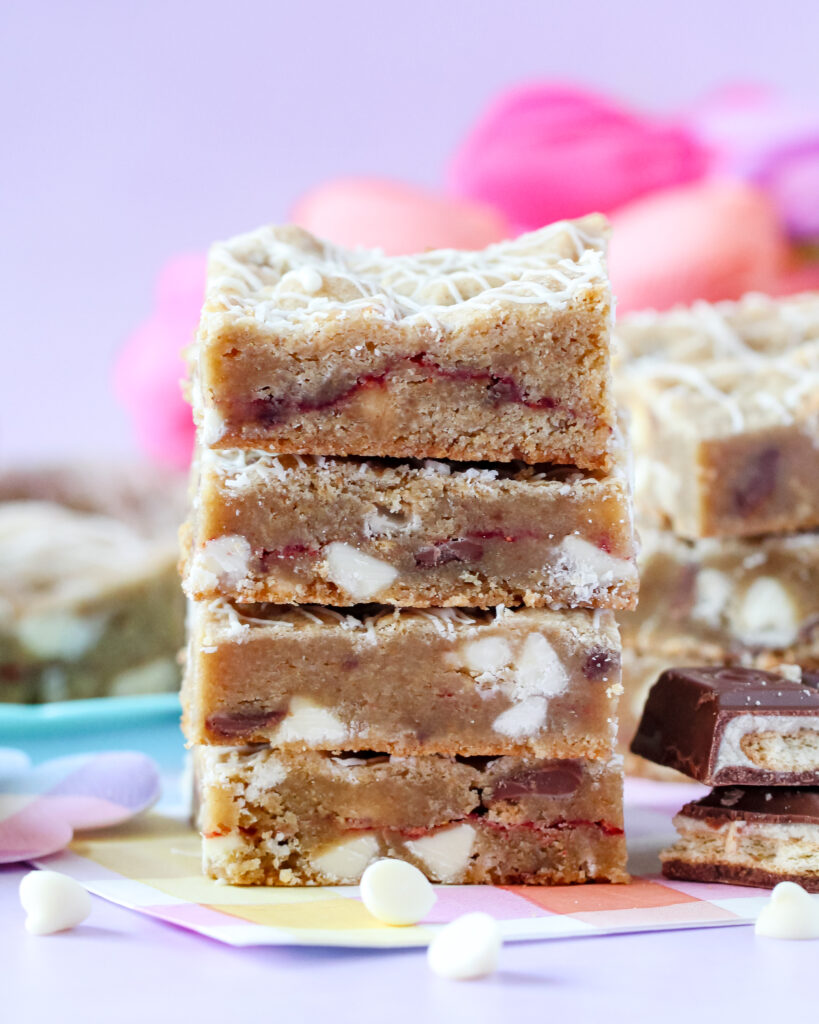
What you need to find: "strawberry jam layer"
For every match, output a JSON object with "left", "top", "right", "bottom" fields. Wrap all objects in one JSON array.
[{"left": 223, "top": 351, "right": 579, "bottom": 427}]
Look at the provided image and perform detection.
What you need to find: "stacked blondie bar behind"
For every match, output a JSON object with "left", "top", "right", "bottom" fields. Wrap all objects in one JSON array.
[
  {"left": 182, "top": 217, "right": 637, "bottom": 885},
  {"left": 615, "top": 293, "right": 819, "bottom": 773}
]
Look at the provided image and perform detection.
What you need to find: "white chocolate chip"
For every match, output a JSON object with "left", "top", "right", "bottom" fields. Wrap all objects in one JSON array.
[
  {"left": 755, "top": 882, "right": 819, "bottom": 940},
  {"left": 461, "top": 637, "right": 512, "bottom": 677},
  {"left": 691, "top": 568, "right": 732, "bottom": 626},
  {"left": 17, "top": 612, "right": 107, "bottom": 661},
  {"left": 19, "top": 871, "right": 92, "bottom": 936},
  {"left": 359, "top": 859, "right": 437, "bottom": 926},
  {"left": 427, "top": 912, "right": 502, "bottom": 980},
  {"left": 491, "top": 695, "right": 548, "bottom": 738},
  {"left": 515, "top": 633, "right": 568, "bottom": 698},
  {"left": 731, "top": 577, "right": 799, "bottom": 648},
  {"left": 272, "top": 697, "right": 348, "bottom": 746},
  {"left": 311, "top": 834, "right": 379, "bottom": 881},
  {"left": 404, "top": 824, "right": 475, "bottom": 882},
  {"left": 190, "top": 535, "right": 252, "bottom": 592},
  {"left": 323, "top": 543, "right": 398, "bottom": 600}
]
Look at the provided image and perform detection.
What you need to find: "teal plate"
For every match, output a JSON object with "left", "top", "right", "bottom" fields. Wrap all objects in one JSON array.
[{"left": 0, "top": 693, "right": 185, "bottom": 772}]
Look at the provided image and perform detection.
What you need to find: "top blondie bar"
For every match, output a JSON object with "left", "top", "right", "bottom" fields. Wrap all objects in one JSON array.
[
  {"left": 616, "top": 292, "right": 819, "bottom": 539},
  {"left": 190, "top": 216, "right": 616, "bottom": 470}
]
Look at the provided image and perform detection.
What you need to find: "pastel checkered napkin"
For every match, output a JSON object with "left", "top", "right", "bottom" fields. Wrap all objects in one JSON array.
[
  {"left": 30, "top": 780, "right": 799, "bottom": 948},
  {"left": 0, "top": 748, "right": 160, "bottom": 863}
]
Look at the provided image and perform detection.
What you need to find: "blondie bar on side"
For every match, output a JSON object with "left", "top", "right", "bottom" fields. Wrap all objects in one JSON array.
[
  {"left": 196, "top": 747, "right": 627, "bottom": 885},
  {"left": 183, "top": 602, "right": 622, "bottom": 758},
  {"left": 619, "top": 527, "right": 819, "bottom": 658},
  {"left": 182, "top": 446, "right": 637, "bottom": 609},
  {"left": 190, "top": 216, "right": 617, "bottom": 469},
  {"left": 616, "top": 292, "right": 819, "bottom": 539},
  {"left": 0, "top": 497, "right": 185, "bottom": 703}
]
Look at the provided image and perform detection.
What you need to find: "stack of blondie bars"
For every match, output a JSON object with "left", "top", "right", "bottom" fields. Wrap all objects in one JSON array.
[
  {"left": 615, "top": 292, "right": 819, "bottom": 770},
  {"left": 181, "top": 216, "right": 638, "bottom": 885}
]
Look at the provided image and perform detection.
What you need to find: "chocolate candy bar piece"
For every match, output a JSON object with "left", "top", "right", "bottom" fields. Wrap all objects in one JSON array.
[
  {"left": 630, "top": 665, "right": 819, "bottom": 785},
  {"left": 661, "top": 786, "right": 819, "bottom": 892}
]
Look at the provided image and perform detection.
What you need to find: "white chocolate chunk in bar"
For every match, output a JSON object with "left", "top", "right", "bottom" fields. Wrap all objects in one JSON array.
[
  {"left": 311, "top": 835, "right": 379, "bottom": 882},
  {"left": 730, "top": 576, "right": 799, "bottom": 648},
  {"left": 492, "top": 696, "right": 548, "bottom": 738},
  {"left": 461, "top": 637, "right": 513, "bottom": 675},
  {"left": 273, "top": 698, "right": 348, "bottom": 746},
  {"left": 190, "top": 535, "right": 251, "bottom": 592},
  {"left": 323, "top": 543, "right": 398, "bottom": 601},
  {"left": 17, "top": 611, "right": 107, "bottom": 660},
  {"left": 516, "top": 633, "right": 568, "bottom": 697},
  {"left": 557, "top": 535, "right": 638, "bottom": 598},
  {"left": 404, "top": 824, "right": 476, "bottom": 881}
]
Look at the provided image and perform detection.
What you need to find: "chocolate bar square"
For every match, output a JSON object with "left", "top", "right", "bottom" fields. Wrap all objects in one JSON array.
[{"left": 630, "top": 666, "right": 819, "bottom": 785}]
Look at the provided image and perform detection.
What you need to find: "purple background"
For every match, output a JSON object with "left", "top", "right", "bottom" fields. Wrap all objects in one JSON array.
[{"left": 3, "top": 0, "right": 819, "bottom": 461}]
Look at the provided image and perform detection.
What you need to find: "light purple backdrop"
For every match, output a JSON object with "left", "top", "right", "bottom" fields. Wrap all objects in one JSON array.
[{"left": 3, "top": 0, "right": 818, "bottom": 461}]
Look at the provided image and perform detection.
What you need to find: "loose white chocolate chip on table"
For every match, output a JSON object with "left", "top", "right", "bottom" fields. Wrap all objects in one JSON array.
[
  {"left": 359, "top": 858, "right": 437, "bottom": 926},
  {"left": 19, "top": 870, "right": 92, "bottom": 936},
  {"left": 755, "top": 882, "right": 819, "bottom": 940},
  {"left": 427, "top": 912, "right": 503, "bottom": 980}
]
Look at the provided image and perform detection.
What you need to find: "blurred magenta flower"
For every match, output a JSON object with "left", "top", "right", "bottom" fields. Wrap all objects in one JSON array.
[
  {"left": 686, "top": 85, "right": 819, "bottom": 240},
  {"left": 448, "top": 84, "right": 708, "bottom": 230},
  {"left": 292, "top": 178, "right": 510, "bottom": 255},
  {"left": 114, "top": 253, "right": 204, "bottom": 468}
]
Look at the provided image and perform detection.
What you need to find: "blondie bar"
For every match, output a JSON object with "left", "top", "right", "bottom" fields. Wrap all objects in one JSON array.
[
  {"left": 616, "top": 292, "right": 819, "bottom": 539},
  {"left": 182, "top": 446, "right": 637, "bottom": 609},
  {"left": 190, "top": 217, "right": 617, "bottom": 469},
  {"left": 0, "top": 467, "right": 186, "bottom": 702},
  {"left": 183, "top": 602, "right": 622, "bottom": 758},
  {"left": 196, "top": 746, "right": 627, "bottom": 885},
  {"left": 619, "top": 528, "right": 819, "bottom": 658}
]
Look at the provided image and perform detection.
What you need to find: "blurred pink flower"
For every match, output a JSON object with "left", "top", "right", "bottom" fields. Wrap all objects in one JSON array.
[
  {"left": 291, "top": 178, "right": 510, "bottom": 255},
  {"left": 114, "top": 253, "right": 204, "bottom": 468},
  {"left": 448, "top": 84, "right": 708, "bottom": 230},
  {"left": 610, "top": 179, "right": 787, "bottom": 314},
  {"left": 686, "top": 85, "right": 819, "bottom": 240}
]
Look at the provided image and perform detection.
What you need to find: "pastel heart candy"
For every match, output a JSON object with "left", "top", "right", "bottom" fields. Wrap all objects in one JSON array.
[
  {"left": 291, "top": 178, "right": 510, "bottom": 255},
  {"left": 19, "top": 870, "right": 92, "bottom": 935},
  {"left": 610, "top": 179, "right": 787, "bottom": 313},
  {"left": 449, "top": 84, "right": 707, "bottom": 230}
]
